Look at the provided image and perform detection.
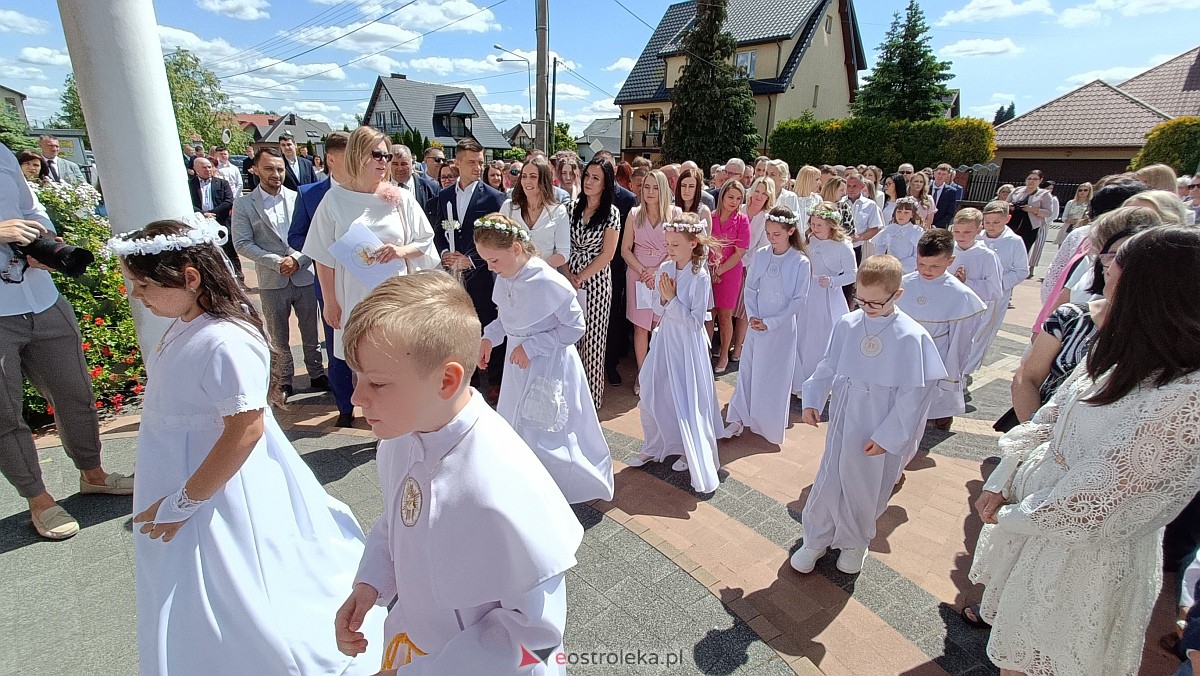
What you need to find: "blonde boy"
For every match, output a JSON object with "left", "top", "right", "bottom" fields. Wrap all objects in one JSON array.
[
  {"left": 334, "top": 271, "right": 582, "bottom": 675},
  {"left": 791, "top": 256, "right": 946, "bottom": 576},
  {"left": 976, "top": 201, "right": 1030, "bottom": 363},
  {"left": 950, "top": 209, "right": 1004, "bottom": 374}
]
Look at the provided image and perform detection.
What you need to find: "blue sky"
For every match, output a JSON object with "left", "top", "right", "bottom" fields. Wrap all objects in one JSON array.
[{"left": 0, "top": 0, "right": 1194, "bottom": 139}]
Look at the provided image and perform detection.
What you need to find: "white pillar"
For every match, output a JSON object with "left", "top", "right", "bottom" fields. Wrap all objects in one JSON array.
[{"left": 58, "top": 0, "right": 194, "bottom": 353}]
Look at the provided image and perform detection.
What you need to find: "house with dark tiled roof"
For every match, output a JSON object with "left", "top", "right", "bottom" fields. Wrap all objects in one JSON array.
[
  {"left": 505, "top": 122, "right": 536, "bottom": 150},
  {"left": 993, "top": 46, "right": 1199, "bottom": 184},
  {"left": 1, "top": 84, "right": 28, "bottom": 125},
  {"left": 574, "top": 117, "right": 621, "bottom": 162},
  {"left": 236, "top": 113, "right": 334, "bottom": 155},
  {"left": 613, "top": 0, "right": 866, "bottom": 162},
  {"left": 363, "top": 74, "right": 510, "bottom": 158}
]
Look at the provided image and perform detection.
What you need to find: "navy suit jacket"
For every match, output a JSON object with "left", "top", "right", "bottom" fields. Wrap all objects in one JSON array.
[
  {"left": 283, "top": 156, "right": 317, "bottom": 192},
  {"left": 931, "top": 182, "right": 962, "bottom": 229},
  {"left": 410, "top": 174, "right": 440, "bottom": 223},
  {"left": 432, "top": 181, "right": 506, "bottom": 323},
  {"left": 288, "top": 177, "right": 332, "bottom": 299}
]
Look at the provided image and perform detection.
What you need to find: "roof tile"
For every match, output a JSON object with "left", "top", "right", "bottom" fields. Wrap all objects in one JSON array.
[
  {"left": 372, "top": 77, "right": 510, "bottom": 149},
  {"left": 1117, "top": 47, "right": 1200, "bottom": 118},
  {"left": 995, "top": 80, "right": 1170, "bottom": 148}
]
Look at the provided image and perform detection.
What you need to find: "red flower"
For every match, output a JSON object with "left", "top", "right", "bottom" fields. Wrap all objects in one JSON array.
[
  {"left": 111, "top": 394, "right": 124, "bottom": 404},
  {"left": 133, "top": 384, "right": 144, "bottom": 394},
  {"left": 81, "top": 342, "right": 91, "bottom": 351},
  {"left": 46, "top": 405, "right": 54, "bottom": 415},
  {"left": 101, "top": 346, "right": 112, "bottom": 357},
  {"left": 82, "top": 314, "right": 91, "bottom": 321},
  {"left": 95, "top": 400, "right": 103, "bottom": 409},
  {"left": 89, "top": 366, "right": 103, "bottom": 379},
  {"left": 118, "top": 284, "right": 126, "bottom": 294},
  {"left": 124, "top": 357, "right": 135, "bottom": 365},
  {"left": 94, "top": 317, "right": 104, "bottom": 326}
]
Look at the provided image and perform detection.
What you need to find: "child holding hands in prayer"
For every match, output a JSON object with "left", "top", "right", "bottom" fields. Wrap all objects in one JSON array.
[
  {"left": 628, "top": 213, "right": 729, "bottom": 493},
  {"left": 790, "top": 255, "right": 946, "bottom": 575},
  {"left": 977, "top": 200, "right": 1029, "bottom": 355},
  {"left": 797, "top": 201, "right": 857, "bottom": 387},
  {"left": 870, "top": 196, "right": 924, "bottom": 273},
  {"left": 726, "top": 206, "right": 811, "bottom": 444},
  {"left": 335, "top": 272, "right": 583, "bottom": 674},
  {"left": 949, "top": 208, "right": 1004, "bottom": 374}
]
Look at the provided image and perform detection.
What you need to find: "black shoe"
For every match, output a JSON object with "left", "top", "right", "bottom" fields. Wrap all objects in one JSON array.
[
  {"left": 280, "top": 384, "right": 294, "bottom": 400},
  {"left": 310, "top": 374, "right": 331, "bottom": 391},
  {"left": 606, "top": 370, "right": 622, "bottom": 386},
  {"left": 335, "top": 412, "right": 354, "bottom": 428}
]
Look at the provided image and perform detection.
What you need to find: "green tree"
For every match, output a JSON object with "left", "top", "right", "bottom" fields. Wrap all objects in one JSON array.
[
  {"left": 552, "top": 122, "right": 577, "bottom": 153},
  {"left": 55, "top": 74, "right": 87, "bottom": 130},
  {"left": 0, "top": 104, "right": 34, "bottom": 151},
  {"left": 1130, "top": 116, "right": 1200, "bottom": 174},
  {"left": 501, "top": 147, "right": 527, "bottom": 161},
  {"left": 992, "top": 101, "right": 1016, "bottom": 125},
  {"left": 660, "top": 0, "right": 759, "bottom": 168},
  {"left": 852, "top": 0, "right": 954, "bottom": 121}
]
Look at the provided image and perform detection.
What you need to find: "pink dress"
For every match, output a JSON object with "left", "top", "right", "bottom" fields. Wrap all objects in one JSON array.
[
  {"left": 710, "top": 210, "right": 750, "bottom": 310},
  {"left": 626, "top": 206, "right": 669, "bottom": 330}
]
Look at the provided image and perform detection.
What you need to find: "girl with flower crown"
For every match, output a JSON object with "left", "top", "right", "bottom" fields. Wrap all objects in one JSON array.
[
  {"left": 109, "top": 218, "right": 383, "bottom": 675},
  {"left": 798, "top": 201, "right": 858, "bottom": 387},
  {"left": 726, "top": 206, "right": 810, "bottom": 445},
  {"left": 627, "top": 213, "right": 729, "bottom": 493},
  {"left": 475, "top": 213, "right": 615, "bottom": 504},
  {"left": 870, "top": 196, "right": 923, "bottom": 273}
]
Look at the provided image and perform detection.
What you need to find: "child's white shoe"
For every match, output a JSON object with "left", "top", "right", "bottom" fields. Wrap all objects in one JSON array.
[
  {"left": 671, "top": 458, "right": 689, "bottom": 472},
  {"left": 836, "top": 547, "right": 868, "bottom": 574},
  {"left": 789, "top": 547, "right": 826, "bottom": 574},
  {"left": 726, "top": 421, "right": 743, "bottom": 437},
  {"left": 626, "top": 453, "right": 654, "bottom": 468}
]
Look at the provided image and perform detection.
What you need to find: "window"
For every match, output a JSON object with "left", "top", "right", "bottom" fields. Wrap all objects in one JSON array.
[
  {"left": 825, "top": 15, "right": 833, "bottom": 34},
  {"left": 375, "top": 112, "right": 386, "bottom": 127},
  {"left": 647, "top": 111, "right": 663, "bottom": 135},
  {"left": 390, "top": 111, "right": 400, "bottom": 126},
  {"left": 3, "top": 97, "right": 15, "bottom": 108},
  {"left": 735, "top": 50, "right": 756, "bottom": 78},
  {"left": 812, "top": 84, "right": 820, "bottom": 109}
]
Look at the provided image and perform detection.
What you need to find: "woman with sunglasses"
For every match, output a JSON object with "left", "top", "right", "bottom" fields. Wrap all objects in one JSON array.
[
  {"left": 302, "top": 126, "right": 440, "bottom": 363},
  {"left": 1056, "top": 182, "right": 1092, "bottom": 245},
  {"left": 971, "top": 224, "right": 1200, "bottom": 676}
]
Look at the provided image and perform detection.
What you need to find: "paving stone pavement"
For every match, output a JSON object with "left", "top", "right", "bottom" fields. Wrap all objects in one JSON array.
[{"left": 2, "top": 235, "right": 1184, "bottom": 675}]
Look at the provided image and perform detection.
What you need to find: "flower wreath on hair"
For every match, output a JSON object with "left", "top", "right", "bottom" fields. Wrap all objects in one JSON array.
[
  {"left": 663, "top": 218, "right": 706, "bottom": 234},
  {"left": 475, "top": 217, "right": 531, "bottom": 242},
  {"left": 809, "top": 206, "right": 843, "bottom": 225},
  {"left": 894, "top": 196, "right": 921, "bottom": 210},
  {"left": 765, "top": 212, "right": 801, "bottom": 226},
  {"left": 102, "top": 213, "right": 227, "bottom": 257}
]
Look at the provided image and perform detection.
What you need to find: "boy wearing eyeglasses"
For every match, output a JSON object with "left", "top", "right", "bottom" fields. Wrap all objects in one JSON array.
[
  {"left": 791, "top": 255, "right": 946, "bottom": 576},
  {"left": 896, "top": 230, "right": 986, "bottom": 432}
]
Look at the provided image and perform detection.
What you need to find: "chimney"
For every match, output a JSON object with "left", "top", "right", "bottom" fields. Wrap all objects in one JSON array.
[
  {"left": 390, "top": 73, "right": 407, "bottom": 80},
  {"left": 289, "top": 113, "right": 297, "bottom": 125}
]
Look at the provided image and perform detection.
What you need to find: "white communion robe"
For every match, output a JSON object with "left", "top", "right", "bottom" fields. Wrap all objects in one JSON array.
[
  {"left": 727, "top": 246, "right": 810, "bottom": 445},
  {"left": 897, "top": 272, "right": 985, "bottom": 419},
  {"left": 976, "top": 227, "right": 1030, "bottom": 363},
  {"left": 796, "top": 237, "right": 857, "bottom": 389},
  {"left": 870, "top": 222, "right": 923, "bottom": 273},
  {"left": 638, "top": 260, "right": 728, "bottom": 493},
  {"left": 355, "top": 390, "right": 583, "bottom": 675},
  {"left": 953, "top": 242, "right": 1005, "bottom": 374},
  {"left": 483, "top": 256, "right": 615, "bottom": 503},
  {"left": 134, "top": 314, "right": 383, "bottom": 676},
  {"left": 800, "top": 309, "right": 946, "bottom": 551}
]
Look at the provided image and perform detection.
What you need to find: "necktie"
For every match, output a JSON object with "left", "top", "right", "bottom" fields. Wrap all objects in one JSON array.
[{"left": 48, "top": 159, "right": 59, "bottom": 182}]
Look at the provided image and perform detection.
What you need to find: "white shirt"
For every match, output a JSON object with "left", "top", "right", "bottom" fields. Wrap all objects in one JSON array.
[
  {"left": 397, "top": 175, "right": 415, "bottom": 192},
  {"left": 259, "top": 187, "right": 289, "bottom": 230},
  {"left": 287, "top": 157, "right": 300, "bottom": 181},
  {"left": 0, "top": 144, "right": 59, "bottom": 316},
  {"left": 217, "top": 161, "right": 243, "bottom": 195},
  {"left": 198, "top": 179, "right": 214, "bottom": 212},
  {"left": 848, "top": 194, "right": 883, "bottom": 244},
  {"left": 499, "top": 199, "right": 570, "bottom": 263},
  {"left": 454, "top": 180, "right": 479, "bottom": 222}
]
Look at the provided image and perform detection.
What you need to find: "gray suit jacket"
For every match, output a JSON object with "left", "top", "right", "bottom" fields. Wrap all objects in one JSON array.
[
  {"left": 47, "top": 157, "right": 85, "bottom": 184},
  {"left": 231, "top": 186, "right": 314, "bottom": 290}
]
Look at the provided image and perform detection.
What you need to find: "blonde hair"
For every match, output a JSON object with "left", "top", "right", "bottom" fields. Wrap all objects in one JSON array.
[
  {"left": 638, "top": 169, "right": 673, "bottom": 227},
  {"left": 715, "top": 178, "right": 746, "bottom": 217},
  {"left": 794, "top": 165, "right": 822, "bottom": 196},
  {"left": 953, "top": 207, "right": 983, "bottom": 227},
  {"left": 983, "top": 200, "right": 1010, "bottom": 216},
  {"left": 907, "top": 171, "right": 932, "bottom": 207},
  {"left": 1123, "top": 189, "right": 1188, "bottom": 225},
  {"left": 747, "top": 176, "right": 777, "bottom": 210},
  {"left": 342, "top": 125, "right": 388, "bottom": 187},
  {"left": 343, "top": 271, "right": 481, "bottom": 380},
  {"left": 1134, "top": 163, "right": 1178, "bottom": 192},
  {"left": 472, "top": 212, "right": 538, "bottom": 255},
  {"left": 858, "top": 254, "right": 903, "bottom": 294},
  {"left": 1074, "top": 181, "right": 1094, "bottom": 204},
  {"left": 820, "top": 176, "right": 846, "bottom": 202},
  {"left": 1089, "top": 206, "right": 1162, "bottom": 253}
]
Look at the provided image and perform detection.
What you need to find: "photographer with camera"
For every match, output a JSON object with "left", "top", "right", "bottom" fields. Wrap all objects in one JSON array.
[{"left": 0, "top": 143, "right": 132, "bottom": 540}]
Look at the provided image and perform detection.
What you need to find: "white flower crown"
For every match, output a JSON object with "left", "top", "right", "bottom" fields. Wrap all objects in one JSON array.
[
  {"left": 765, "top": 213, "right": 800, "bottom": 226},
  {"left": 894, "top": 196, "right": 921, "bottom": 209},
  {"left": 475, "top": 217, "right": 530, "bottom": 242},
  {"left": 810, "top": 207, "right": 842, "bottom": 225},
  {"left": 664, "top": 219, "right": 705, "bottom": 234},
  {"left": 103, "top": 214, "right": 228, "bottom": 258}
]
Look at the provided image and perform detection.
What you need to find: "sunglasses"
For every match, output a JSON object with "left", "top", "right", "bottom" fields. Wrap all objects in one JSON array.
[
  {"left": 1190, "top": 184, "right": 1200, "bottom": 189},
  {"left": 510, "top": 168, "right": 521, "bottom": 176},
  {"left": 429, "top": 157, "right": 446, "bottom": 164},
  {"left": 898, "top": 170, "right": 913, "bottom": 175},
  {"left": 371, "top": 151, "right": 394, "bottom": 162}
]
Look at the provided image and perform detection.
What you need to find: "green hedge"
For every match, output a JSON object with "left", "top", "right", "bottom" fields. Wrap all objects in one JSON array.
[
  {"left": 768, "top": 116, "right": 995, "bottom": 172},
  {"left": 1130, "top": 116, "right": 1200, "bottom": 175}
]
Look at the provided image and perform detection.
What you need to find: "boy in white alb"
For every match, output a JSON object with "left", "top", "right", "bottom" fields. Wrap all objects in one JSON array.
[
  {"left": 897, "top": 230, "right": 985, "bottom": 431},
  {"left": 976, "top": 201, "right": 1030, "bottom": 363},
  {"left": 790, "top": 255, "right": 946, "bottom": 576},
  {"left": 334, "top": 272, "right": 583, "bottom": 675},
  {"left": 949, "top": 208, "right": 1004, "bottom": 374}
]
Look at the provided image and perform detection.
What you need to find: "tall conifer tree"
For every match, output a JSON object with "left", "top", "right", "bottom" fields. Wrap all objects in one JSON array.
[{"left": 852, "top": 0, "right": 954, "bottom": 121}]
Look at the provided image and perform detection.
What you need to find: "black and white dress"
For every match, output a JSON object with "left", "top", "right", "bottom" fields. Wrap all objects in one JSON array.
[{"left": 568, "top": 201, "right": 621, "bottom": 408}]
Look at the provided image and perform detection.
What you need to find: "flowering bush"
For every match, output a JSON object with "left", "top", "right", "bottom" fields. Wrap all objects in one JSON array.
[{"left": 21, "top": 181, "right": 144, "bottom": 419}]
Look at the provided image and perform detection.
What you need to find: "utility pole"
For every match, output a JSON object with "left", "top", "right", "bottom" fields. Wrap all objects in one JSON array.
[
  {"left": 549, "top": 58, "right": 558, "bottom": 155},
  {"left": 535, "top": 0, "right": 549, "bottom": 152}
]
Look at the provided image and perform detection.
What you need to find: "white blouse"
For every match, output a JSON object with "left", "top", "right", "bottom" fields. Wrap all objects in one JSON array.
[{"left": 500, "top": 199, "right": 571, "bottom": 263}]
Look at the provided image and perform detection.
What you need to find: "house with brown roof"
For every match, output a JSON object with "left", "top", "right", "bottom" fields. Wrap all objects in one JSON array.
[
  {"left": 236, "top": 113, "right": 334, "bottom": 155},
  {"left": 614, "top": 0, "right": 866, "bottom": 163},
  {"left": 993, "top": 46, "right": 1198, "bottom": 184}
]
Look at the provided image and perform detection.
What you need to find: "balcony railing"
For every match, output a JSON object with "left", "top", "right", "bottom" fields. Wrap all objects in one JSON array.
[{"left": 625, "top": 131, "right": 661, "bottom": 148}]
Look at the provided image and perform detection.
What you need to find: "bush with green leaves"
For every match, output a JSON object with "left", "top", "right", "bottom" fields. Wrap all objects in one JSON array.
[
  {"left": 22, "top": 181, "right": 144, "bottom": 420},
  {"left": 1130, "top": 117, "right": 1200, "bottom": 175},
  {"left": 769, "top": 116, "right": 995, "bottom": 172}
]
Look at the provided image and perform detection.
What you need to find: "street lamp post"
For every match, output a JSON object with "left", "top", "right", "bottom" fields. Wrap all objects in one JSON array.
[{"left": 494, "top": 44, "right": 533, "bottom": 145}]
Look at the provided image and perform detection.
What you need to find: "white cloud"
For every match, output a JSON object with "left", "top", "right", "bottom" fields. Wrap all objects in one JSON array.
[
  {"left": 0, "top": 9, "right": 49, "bottom": 34},
  {"left": 158, "top": 25, "right": 244, "bottom": 63},
  {"left": 604, "top": 57, "right": 636, "bottom": 72},
  {"left": 310, "top": 0, "right": 500, "bottom": 33},
  {"left": 483, "top": 102, "right": 526, "bottom": 129},
  {"left": 1057, "top": 0, "right": 1192, "bottom": 27},
  {"left": 581, "top": 98, "right": 619, "bottom": 115},
  {"left": 291, "top": 20, "right": 423, "bottom": 54},
  {"left": 352, "top": 54, "right": 403, "bottom": 74},
  {"left": 0, "top": 61, "right": 46, "bottom": 80},
  {"left": 613, "top": 79, "right": 627, "bottom": 91},
  {"left": 244, "top": 58, "right": 347, "bottom": 81},
  {"left": 294, "top": 101, "right": 343, "bottom": 114},
  {"left": 404, "top": 56, "right": 505, "bottom": 76},
  {"left": 26, "top": 85, "right": 60, "bottom": 99},
  {"left": 197, "top": 0, "right": 269, "bottom": 20},
  {"left": 940, "top": 38, "right": 1024, "bottom": 58},
  {"left": 936, "top": 0, "right": 1052, "bottom": 25},
  {"left": 1058, "top": 6, "right": 1105, "bottom": 27},
  {"left": 503, "top": 48, "right": 578, "bottom": 72},
  {"left": 545, "top": 83, "right": 590, "bottom": 100},
  {"left": 19, "top": 47, "right": 71, "bottom": 67},
  {"left": 966, "top": 91, "right": 1016, "bottom": 117},
  {"left": 1064, "top": 53, "right": 1175, "bottom": 86}
]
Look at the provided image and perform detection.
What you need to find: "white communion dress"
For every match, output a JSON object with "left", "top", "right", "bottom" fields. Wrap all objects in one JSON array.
[
  {"left": 796, "top": 237, "right": 856, "bottom": 389},
  {"left": 133, "top": 313, "right": 382, "bottom": 675}
]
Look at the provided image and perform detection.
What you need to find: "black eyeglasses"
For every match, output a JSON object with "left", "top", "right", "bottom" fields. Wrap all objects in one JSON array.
[
  {"left": 853, "top": 290, "right": 897, "bottom": 310},
  {"left": 429, "top": 157, "right": 446, "bottom": 165},
  {"left": 1190, "top": 184, "right": 1200, "bottom": 189},
  {"left": 898, "top": 170, "right": 913, "bottom": 175},
  {"left": 371, "top": 151, "right": 394, "bottom": 162}
]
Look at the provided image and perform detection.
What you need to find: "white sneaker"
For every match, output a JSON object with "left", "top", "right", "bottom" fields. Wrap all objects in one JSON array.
[
  {"left": 836, "top": 547, "right": 868, "bottom": 574},
  {"left": 789, "top": 547, "right": 826, "bottom": 574},
  {"left": 625, "top": 453, "right": 654, "bottom": 468},
  {"left": 671, "top": 457, "right": 689, "bottom": 472}
]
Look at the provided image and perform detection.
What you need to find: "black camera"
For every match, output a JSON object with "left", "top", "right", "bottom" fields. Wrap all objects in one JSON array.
[{"left": 10, "top": 235, "right": 94, "bottom": 277}]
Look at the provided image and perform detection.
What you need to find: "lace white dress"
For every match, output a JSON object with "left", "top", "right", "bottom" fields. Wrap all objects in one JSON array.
[{"left": 970, "top": 365, "right": 1200, "bottom": 676}]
